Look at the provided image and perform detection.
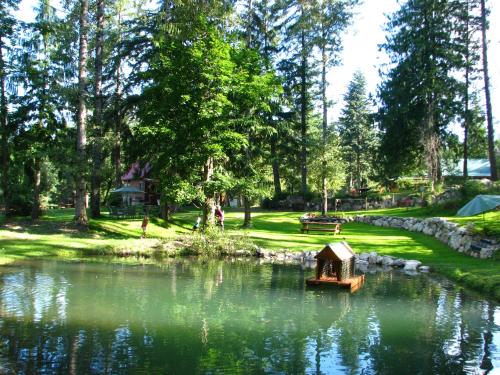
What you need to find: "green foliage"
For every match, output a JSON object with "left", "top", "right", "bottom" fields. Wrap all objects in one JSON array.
[
  {"left": 462, "top": 179, "right": 500, "bottom": 200},
  {"left": 308, "top": 131, "right": 346, "bottom": 195},
  {"left": 378, "top": 0, "right": 468, "bottom": 184},
  {"left": 338, "top": 71, "right": 377, "bottom": 189},
  {"left": 8, "top": 191, "right": 33, "bottom": 217},
  {"left": 394, "top": 177, "right": 426, "bottom": 192},
  {"left": 179, "top": 227, "right": 255, "bottom": 257}
]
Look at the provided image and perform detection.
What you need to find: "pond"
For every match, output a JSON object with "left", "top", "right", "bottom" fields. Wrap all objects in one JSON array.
[{"left": 0, "top": 259, "right": 498, "bottom": 374}]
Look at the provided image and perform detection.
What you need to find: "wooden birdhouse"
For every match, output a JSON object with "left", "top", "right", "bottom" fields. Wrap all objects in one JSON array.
[{"left": 306, "top": 242, "right": 364, "bottom": 292}]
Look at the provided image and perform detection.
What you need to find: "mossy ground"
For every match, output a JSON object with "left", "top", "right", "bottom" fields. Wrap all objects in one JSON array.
[{"left": 0, "top": 207, "right": 498, "bottom": 300}]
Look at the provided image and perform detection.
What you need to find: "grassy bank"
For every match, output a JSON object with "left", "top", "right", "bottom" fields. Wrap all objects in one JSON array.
[{"left": 0, "top": 208, "right": 499, "bottom": 300}]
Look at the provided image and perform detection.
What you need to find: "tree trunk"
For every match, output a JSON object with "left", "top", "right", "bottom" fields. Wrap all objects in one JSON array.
[
  {"left": 75, "top": 0, "right": 89, "bottom": 227},
  {"left": 321, "top": 42, "right": 328, "bottom": 216},
  {"left": 424, "top": 98, "right": 439, "bottom": 192},
  {"left": 91, "top": 0, "right": 105, "bottom": 218},
  {"left": 202, "top": 157, "right": 215, "bottom": 226},
  {"left": 0, "top": 37, "right": 9, "bottom": 216},
  {"left": 113, "top": 9, "right": 123, "bottom": 188},
  {"left": 300, "top": 29, "right": 308, "bottom": 199},
  {"left": 270, "top": 137, "right": 281, "bottom": 195},
  {"left": 480, "top": 0, "right": 498, "bottom": 181},
  {"left": 246, "top": 0, "right": 253, "bottom": 47},
  {"left": 462, "top": 5, "right": 471, "bottom": 180},
  {"left": 31, "top": 157, "right": 41, "bottom": 220},
  {"left": 243, "top": 196, "right": 251, "bottom": 227},
  {"left": 463, "top": 57, "right": 469, "bottom": 180}
]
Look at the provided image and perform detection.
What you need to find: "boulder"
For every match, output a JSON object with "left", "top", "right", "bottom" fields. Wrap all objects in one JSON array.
[
  {"left": 359, "top": 252, "right": 370, "bottom": 261},
  {"left": 368, "top": 252, "right": 378, "bottom": 264},
  {"left": 392, "top": 259, "right": 406, "bottom": 268},
  {"left": 449, "top": 233, "right": 462, "bottom": 250},
  {"left": 235, "top": 250, "right": 252, "bottom": 257},
  {"left": 381, "top": 256, "right": 395, "bottom": 266},
  {"left": 423, "top": 224, "right": 436, "bottom": 236},
  {"left": 480, "top": 248, "right": 494, "bottom": 259},
  {"left": 403, "top": 260, "right": 422, "bottom": 271}
]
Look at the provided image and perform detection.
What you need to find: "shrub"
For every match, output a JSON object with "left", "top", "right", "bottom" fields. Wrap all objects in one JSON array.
[
  {"left": 462, "top": 179, "right": 500, "bottom": 201},
  {"left": 8, "top": 193, "right": 33, "bottom": 217},
  {"left": 179, "top": 227, "right": 256, "bottom": 257}
]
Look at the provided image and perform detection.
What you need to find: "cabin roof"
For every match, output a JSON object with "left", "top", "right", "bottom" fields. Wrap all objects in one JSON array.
[
  {"left": 121, "top": 161, "right": 151, "bottom": 181},
  {"left": 315, "top": 242, "right": 355, "bottom": 261}
]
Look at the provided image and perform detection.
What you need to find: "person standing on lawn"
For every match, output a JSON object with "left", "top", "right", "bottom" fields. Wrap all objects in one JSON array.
[
  {"left": 141, "top": 215, "right": 149, "bottom": 238},
  {"left": 215, "top": 205, "right": 224, "bottom": 231}
]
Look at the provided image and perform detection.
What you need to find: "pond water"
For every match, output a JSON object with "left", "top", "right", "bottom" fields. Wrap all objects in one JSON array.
[{"left": 0, "top": 259, "right": 498, "bottom": 374}]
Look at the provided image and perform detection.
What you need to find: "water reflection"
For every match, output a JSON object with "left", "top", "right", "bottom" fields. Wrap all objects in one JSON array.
[{"left": 0, "top": 259, "right": 497, "bottom": 374}]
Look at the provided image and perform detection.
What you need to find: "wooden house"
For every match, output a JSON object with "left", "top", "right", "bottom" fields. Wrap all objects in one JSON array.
[
  {"left": 306, "top": 242, "right": 364, "bottom": 292},
  {"left": 120, "top": 161, "right": 159, "bottom": 206}
]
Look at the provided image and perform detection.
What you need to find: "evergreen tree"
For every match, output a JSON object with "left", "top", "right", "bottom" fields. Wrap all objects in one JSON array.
[
  {"left": 0, "top": 0, "right": 19, "bottom": 216},
  {"left": 379, "top": 0, "right": 463, "bottom": 189},
  {"left": 451, "top": 0, "right": 482, "bottom": 179},
  {"left": 479, "top": 0, "right": 497, "bottom": 180},
  {"left": 75, "top": 0, "right": 89, "bottom": 226},
  {"left": 244, "top": 0, "right": 284, "bottom": 196},
  {"left": 90, "top": 0, "right": 105, "bottom": 218},
  {"left": 134, "top": 1, "right": 244, "bottom": 225},
  {"left": 12, "top": 0, "right": 67, "bottom": 219},
  {"left": 279, "top": 0, "right": 317, "bottom": 199},
  {"left": 312, "top": 0, "right": 357, "bottom": 214},
  {"left": 338, "top": 71, "right": 377, "bottom": 190}
]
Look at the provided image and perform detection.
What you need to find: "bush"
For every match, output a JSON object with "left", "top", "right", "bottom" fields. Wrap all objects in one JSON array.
[
  {"left": 8, "top": 193, "right": 33, "bottom": 217},
  {"left": 179, "top": 227, "right": 256, "bottom": 257},
  {"left": 462, "top": 179, "right": 500, "bottom": 201}
]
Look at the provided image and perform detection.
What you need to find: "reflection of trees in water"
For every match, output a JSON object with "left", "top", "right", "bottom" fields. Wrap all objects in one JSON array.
[{"left": 0, "top": 261, "right": 497, "bottom": 374}]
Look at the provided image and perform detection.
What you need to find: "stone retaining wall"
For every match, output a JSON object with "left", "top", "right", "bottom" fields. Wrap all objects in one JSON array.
[{"left": 353, "top": 215, "right": 498, "bottom": 259}]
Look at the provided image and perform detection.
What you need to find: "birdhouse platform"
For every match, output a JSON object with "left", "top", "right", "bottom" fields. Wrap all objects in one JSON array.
[
  {"left": 306, "top": 242, "right": 365, "bottom": 292},
  {"left": 306, "top": 274, "right": 365, "bottom": 292}
]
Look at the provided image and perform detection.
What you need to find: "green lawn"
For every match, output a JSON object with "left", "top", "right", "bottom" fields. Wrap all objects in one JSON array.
[{"left": 0, "top": 208, "right": 499, "bottom": 300}]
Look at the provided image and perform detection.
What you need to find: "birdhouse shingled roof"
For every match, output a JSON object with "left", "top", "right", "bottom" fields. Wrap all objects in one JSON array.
[{"left": 315, "top": 242, "right": 356, "bottom": 261}]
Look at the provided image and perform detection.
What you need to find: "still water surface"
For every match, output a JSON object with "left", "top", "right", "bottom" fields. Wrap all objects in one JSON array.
[{"left": 0, "top": 259, "right": 498, "bottom": 374}]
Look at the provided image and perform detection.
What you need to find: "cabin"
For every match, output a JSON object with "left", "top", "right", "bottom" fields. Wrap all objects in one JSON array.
[
  {"left": 120, "top": 161, "right": 159, "bottom": 206},
  {"left": 306, "top": 242, "right": 365, "bottom": 292}
]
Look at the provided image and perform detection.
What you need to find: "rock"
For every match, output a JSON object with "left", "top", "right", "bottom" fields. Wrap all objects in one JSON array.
[
  {"left": 480, "top": 248, "right": 494, "bottom": 259},
  {"left": 355, "top": 259, "right": 369, "bottom": 266},
  {"left": 355, "top": 259, "right": 369, "bottom": 272},
  {"left": 435, "top": 230, "right": 450, "bottom": 244},
  {"left": 235, "top": 250, "right": 251, "bottom": 257},
  {"left": 392, "top": 259, "right": 406, "bottom": 268},
  {"left": 460, "top": 236, "right": 472, "bottom": 251},
  {"left": 260, "top": 250, "right": 276, "bottom": 259},
  {"left": 404, "top": 270, "right": 419, "bottom": 276},
  {"left": 404, "top": 260, "right": 422, "bottom": 271},
  {"left": 304, "top": 251, "right": 317, "bottom": 261},
  {"left": 359, "top": 252, "right": 370, "bottom": 261},
  {"left": 449, "top": 233, "right": 462, "bottom": 250},
  {"left": 423, "top": 224, "right": 435, "bottom": 236},
  {"left": 381, "top": 256, "right": 394, "bottom": 266},
  {"left": 275, "top": 252, "right": 287, "bottom": 261},
  {"left": 419, "top": 266, "right": 430, "bottom": 272},
  {"left": 368, "top": 252, "right": 378, "bottom": 264}
]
